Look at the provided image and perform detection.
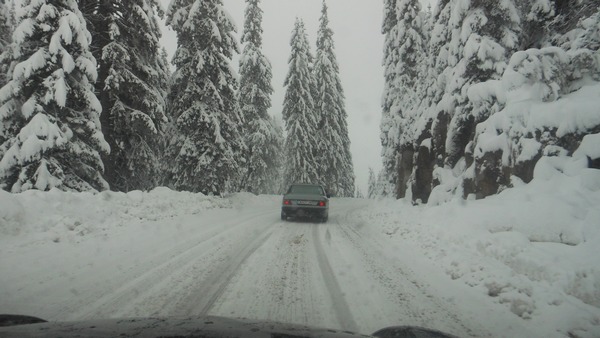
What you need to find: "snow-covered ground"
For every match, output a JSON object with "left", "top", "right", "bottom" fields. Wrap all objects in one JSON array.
[{"left": 1, "top": 168, "right": 599, "bottom": 337}]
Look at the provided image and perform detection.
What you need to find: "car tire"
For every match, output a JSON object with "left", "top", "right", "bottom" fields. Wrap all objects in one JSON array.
[
  {"left": 321, "top": 216, "right": 328, "bottom": 223},
  {"left": 281, "top": 212, "right": 287, "bottom": 221}
]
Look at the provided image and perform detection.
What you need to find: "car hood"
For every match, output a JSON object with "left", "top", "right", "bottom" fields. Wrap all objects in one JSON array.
[{"left": 0, "top": 315, "right": 457, "bottom": 338}]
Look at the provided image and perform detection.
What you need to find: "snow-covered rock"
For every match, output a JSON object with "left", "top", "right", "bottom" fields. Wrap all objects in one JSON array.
[{"left": 465, "top": 50, "right": 600, "bottom": 198}]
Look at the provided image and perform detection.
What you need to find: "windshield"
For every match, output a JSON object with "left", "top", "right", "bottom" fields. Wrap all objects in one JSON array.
[{"left": 1, "top": 0, "right": 598, "bottom": 338}]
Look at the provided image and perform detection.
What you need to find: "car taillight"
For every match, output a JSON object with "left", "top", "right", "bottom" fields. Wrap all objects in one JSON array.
[
  {"left": 283, "top": 200, "right": 291, "bottom": 205},
  {"left": 318, "top": 201, "right": 326, "bottom": 207}
]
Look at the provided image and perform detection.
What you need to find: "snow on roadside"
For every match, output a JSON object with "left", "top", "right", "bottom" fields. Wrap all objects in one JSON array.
[
  {"left": 0, "top": 188, "right": 282, "bottom": 248},
  {"left": 349, "top": 161, "right": 600, "bottom": 337},
  {"left": 0, "top": 188, "right": 282, "bottom": 323},
  {"left": 0, "top": 188, "right": 237, "bottom": 245}
]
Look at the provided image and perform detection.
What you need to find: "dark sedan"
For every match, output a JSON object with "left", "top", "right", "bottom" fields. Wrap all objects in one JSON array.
[{"left": 281, "top": 184, "right": 329, "bottom": 222}]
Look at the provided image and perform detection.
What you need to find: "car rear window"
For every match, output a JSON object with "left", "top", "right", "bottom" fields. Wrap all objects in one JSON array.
[{"left": 289, "top": 185, "right": 323, "bottom": 195}]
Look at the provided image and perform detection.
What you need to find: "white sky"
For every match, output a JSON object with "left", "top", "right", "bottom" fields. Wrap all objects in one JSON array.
[{"left": 158, "top": 0, "right": 437, "bottom": 193}]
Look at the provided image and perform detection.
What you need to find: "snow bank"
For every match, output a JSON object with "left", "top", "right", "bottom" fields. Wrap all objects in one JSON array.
[
  {"left": 473, "top": 80, "right": 600, "bottom": 164},
  {"left": 351, "top": 163, "right": 600, "bottom": 337},
  {"left": 0, "top": 188, "right": 234, "bottom": 242},
  {"left": 0, "top": 188, "right": 283, "bottom": 244}
]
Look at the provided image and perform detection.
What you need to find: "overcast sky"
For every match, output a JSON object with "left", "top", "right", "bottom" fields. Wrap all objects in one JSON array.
[{"left": 158, "top": 0, "right": 437, "bottom": 193}]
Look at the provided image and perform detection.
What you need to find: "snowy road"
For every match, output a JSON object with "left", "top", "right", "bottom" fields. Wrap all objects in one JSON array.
[
  {"left": 209, "top": 201, "right": 484, "bottom": 336},
  {"left": 2, "top": 190, "right": 599, "bottom": 337},
  {"left": 0, "top": 195, "right": 484, "bottom": 337}
]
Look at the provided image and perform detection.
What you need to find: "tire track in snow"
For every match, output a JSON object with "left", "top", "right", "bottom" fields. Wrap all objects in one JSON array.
[
  {"left": 181, "top": 219, "right": 278, "bottom": 316},
  {"left": 334, "top": 218, "right": 483, "bottom": 337},
  {"left": 73, "top": 210, "right": 277, "bottom": 320},
  {"left": 12, "top": 209, "right": 275, "bottom": 321},
  {"left": 208, "top": 221, "right": 347, "bottom": 330},
  {"left": 312, "top": 224, "right": 359, "bottom": 333}
]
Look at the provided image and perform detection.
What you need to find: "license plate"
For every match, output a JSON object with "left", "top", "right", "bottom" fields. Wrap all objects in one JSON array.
[{"left": 297, "top": 201, "right": 316, "bottom": 205}]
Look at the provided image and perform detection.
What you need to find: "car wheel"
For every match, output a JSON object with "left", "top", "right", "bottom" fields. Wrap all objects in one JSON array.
[
  {"left": 321, "top": 216, "right": 328, "bottom": 223},
  {"left": 281, "top": 212, "right": 287, "bottom": 221}
]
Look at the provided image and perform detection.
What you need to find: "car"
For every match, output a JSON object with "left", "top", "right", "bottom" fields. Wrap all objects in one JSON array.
[
  {"left": 0, "top": 314, "right": 458, "bottom": 337},
  {"left": 281, "top": 183, "right": 330, "bottom": 222}
]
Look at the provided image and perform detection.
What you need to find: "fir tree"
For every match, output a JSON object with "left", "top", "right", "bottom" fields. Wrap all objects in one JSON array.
[
  {"left": 551, "top": 0, "right": 597, "bottom": 43},
  {"left": 423, "top": 0, "right": 452, "bottom": 147},
  {"left": 565, "top": 5, "right": 600, "bottom": 92},
  {"left": 0, "top": 0, "right": 13, "bottom": 47},
  {"left": 573, "top": 8, "right": 600, "bottom": 51},
  {"left": 355, "top": 187, "right": 364, "bottom": 199},
  {"left": 0, "top": 0, "right": 10, "bottom": 43},
  {"left": 443, "top": 0, "right": 521, "bottom": 167},
  {"left": 272, "top": 114, "right": 286, "bottom": 193},
  {"left": 0, "top": 0, "right": 15, "bottom": 89},
  {"left": 282, "top": 19, "right": 320, "bottom": 188},
  {"left": 392, "top": 0, "right": 426, "bottom": 144},
  {"left": 238, "top": 0, "right": 283, "bottom": 195},
  {"left": 166, "top": 0, "right": 246, "bottom": 195},
  {"left": 380, "top": 0, "right": 427, "bottom": 198},
  {"left": 367, "top": 167, "right": 377, "bottom": 199},
  {"left": 0, "top": 0, "right": 109, "bottom": 192},
  {"left": 81, "top": 0, "right": 170, "bottom": 192},
  {"left": 380, "top": 0, "right": 400, "bottom": 197},
  {"left": 314, "top": 0, "right": 355, "bottom": 197},
  {"left": 521, "top": 0, "right": 554, "bottom": 48},
  {"left": 156, "top": 50, "right": 179, "bottom": 186},
  {"left": 428, "top": 0, "right": 451, "bottom": 112}
]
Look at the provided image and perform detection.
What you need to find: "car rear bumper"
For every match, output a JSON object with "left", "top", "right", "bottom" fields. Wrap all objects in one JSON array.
[{"left": 282, "top": 206, "right": 328, "bottom": 218}]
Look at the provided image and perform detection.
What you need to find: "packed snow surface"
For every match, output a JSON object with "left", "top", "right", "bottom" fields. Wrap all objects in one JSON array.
[{"left": 1, "top": 177, "right": 599, "bottom": 337}]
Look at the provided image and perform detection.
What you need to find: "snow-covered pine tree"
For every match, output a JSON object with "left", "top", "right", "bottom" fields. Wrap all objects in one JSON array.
[
  {"left": 551, "top": 0, "right": 598, "bottom": 46},
  {"left": 80, "top": 0, "right": 170, "bottom": 192},
  {"left": 154, "top": 47, "right": 178, "bottom": 186},
  {"left": 272, "top": 114, "right": 286, "bottom": 193},
  {"left": 425, "top": 0, "right": 452, "bottom": 163},
  {"left": 313, "top": 0, "right": 355, "bottom": 197},
  {"left": 520, "top": 0, "right": 554, "bottom": 49},
  {"left": 367, "top": 167, "right": 377, "bottom": 199},
  {"left": 397, "top": 0, "right": 429, "bottom": 201},
  {"left": 166, "top": 0, "right": 246, "bottom": 195},
  {"left": 425, "top": 0, "right": 450, "bottom": 103},
  {"left": 573, "top": 7, "right": 600, "bottom": 52},
  {"left": 238, "top": 0, "right": 283, "bottom": 195},
  {"left": 423, "top": 3, "right": 432, "bottom": 45},
  {"left": 0, "top": 0, "right": 15, "bottom": 89},
  {"left": 428, "top": 0, "right": 451, "bottom": 117},
  {"left": 565, "top": 8, "right": 600, "bottom": 91},
  {"left": 379, "top": 0, "right": 400, "bottom": 197},
  {"left": 443, "top": 0, "right": 521, "bottom": 168},
  {"left": 282, "top": 19, "right": 320, "bottom": 188},
  {"left": 375, "top": 168, "right": 388, "bottom": 198},
  {"left": 355, "top": 187, "right": 364, "bottom": 198},
  {"left": 406, "top": 1, "right": 456, "bottom": 203},
  {"left": 0, "top": 0, "right": 10, "bottom": 44},
  {"left": 380, "top": 0, "right": 427, "bottom": 198},
  {"left": 0, "top": 0, "right": 109, "bottom": 192},
  {"left": 443, "top": 0, "right": 523, "bottom": 198}
]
